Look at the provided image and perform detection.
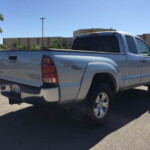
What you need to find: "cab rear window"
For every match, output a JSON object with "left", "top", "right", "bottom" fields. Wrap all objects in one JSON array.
[{"left": 72, "top": 35, "right": 120, "bottom": 53}]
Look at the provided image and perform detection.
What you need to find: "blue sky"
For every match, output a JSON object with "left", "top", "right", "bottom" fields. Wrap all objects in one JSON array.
[{"left": 0, "top": 0, "right": 150, "bottom": 44}]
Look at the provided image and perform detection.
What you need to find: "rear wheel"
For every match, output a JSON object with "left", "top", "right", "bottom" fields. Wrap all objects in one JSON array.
[
  {"left": 86, "top": 83, "right": 113, "bottom": 125},
  {"left": 148, "top": 86, "right": 150, "bottom": 94}
]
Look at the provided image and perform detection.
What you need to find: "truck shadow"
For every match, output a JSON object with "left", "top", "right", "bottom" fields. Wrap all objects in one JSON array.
[{"left": 0, "top": 88, "right": 150, "bottom": 150}]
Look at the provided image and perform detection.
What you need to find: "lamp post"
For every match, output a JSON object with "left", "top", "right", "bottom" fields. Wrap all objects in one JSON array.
[{"left": 40, "top": 17, "right": 45, "bottom": 49}]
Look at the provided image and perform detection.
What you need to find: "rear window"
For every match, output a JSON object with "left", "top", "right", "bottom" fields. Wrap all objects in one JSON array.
[
  {"left": 72, "top": 35, "right": 120, "bottom": 53},
  {"left": 72, "top": 37, "right": 87, "bottom": 50}
]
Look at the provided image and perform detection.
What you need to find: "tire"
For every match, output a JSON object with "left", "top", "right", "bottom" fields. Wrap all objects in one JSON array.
[
  {"left": 148, "top": 86, "right": 150, "bottom": 94},
  {"left": 86, "top": 83, "right": 113, "bottom": 125}
]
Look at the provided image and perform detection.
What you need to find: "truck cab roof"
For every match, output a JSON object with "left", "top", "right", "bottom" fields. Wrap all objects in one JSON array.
[{"left": 76, "top": 31, "right": 142, "bottom": 40}]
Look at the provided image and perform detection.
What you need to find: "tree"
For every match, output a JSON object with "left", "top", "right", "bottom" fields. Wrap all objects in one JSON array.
[
  {"left": 0, "top": 13, "right": 4, "bottom": 33},
  {"left": 29, "top": 44, "right": 41, "bottom": 50},
  {"left": 48, "top": 38, "right": 70, "bottom": 49},
  {"left": 0, "top": 44, "right": 8, "bottom": 50},
  {"left": 63, "top": 44, "right": 70, "bottom": 49},
  {"left": 12, "top": 39, "right": 19, "bottom": 49},
  {"left": 12, "top": 39, "right": 28, "bottom": 50},
  {"left": 18, "top": 44, "right": 27, "bottom": 50},
  {"left": 109, "top": 27, "right": 116, "bottom": 31},
  {"left": 52, "top": 38, "right": 63, "bottom": 49}
]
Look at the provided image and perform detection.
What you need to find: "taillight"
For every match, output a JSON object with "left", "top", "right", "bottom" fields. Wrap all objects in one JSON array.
[{"left": 42, "top": 55, "right": 58, "bottom": 84}]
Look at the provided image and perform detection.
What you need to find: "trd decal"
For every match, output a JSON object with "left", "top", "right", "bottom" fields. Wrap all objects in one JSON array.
[{"left": 60, "top": 61, "right": 82, "bottom": 70}]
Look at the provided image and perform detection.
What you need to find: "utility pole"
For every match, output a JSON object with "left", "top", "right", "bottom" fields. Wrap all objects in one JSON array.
[{"left": 40, "top": 17, "right": 45, "bottom": 49}]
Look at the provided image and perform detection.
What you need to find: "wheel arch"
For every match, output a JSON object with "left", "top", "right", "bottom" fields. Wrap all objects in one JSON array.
[
  {"left": 76, "top": 62, "right": 119, "bottom": 102},
  {"left": 90, "top": 73, "right": 117, "bottom": 94}
]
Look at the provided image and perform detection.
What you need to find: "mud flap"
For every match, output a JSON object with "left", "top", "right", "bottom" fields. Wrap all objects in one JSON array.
[
  {"left": 1, "top": 92, "right": 22, "bottom": 105},
  {"left": 70, "top": 100, "right": 87, "bottom": 122}
]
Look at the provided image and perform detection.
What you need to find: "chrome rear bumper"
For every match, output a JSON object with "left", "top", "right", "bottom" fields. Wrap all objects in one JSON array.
[{"left": 0, "top": 84, "right": 59, "bottom": 102}]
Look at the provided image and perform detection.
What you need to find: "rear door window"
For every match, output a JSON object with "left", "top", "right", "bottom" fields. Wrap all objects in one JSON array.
[{"left": 125, "top": 35, "right": 138, "bottom": 54}]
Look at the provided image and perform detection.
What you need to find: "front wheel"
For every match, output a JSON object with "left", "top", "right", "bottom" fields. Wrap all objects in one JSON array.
[{"left": 86, "top": 83, "right": 113, "bottom": 125}]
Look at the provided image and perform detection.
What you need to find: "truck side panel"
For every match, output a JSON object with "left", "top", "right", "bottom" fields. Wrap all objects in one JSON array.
[{"left": 44, "top": 51, "right": 127, "bottom": 103}]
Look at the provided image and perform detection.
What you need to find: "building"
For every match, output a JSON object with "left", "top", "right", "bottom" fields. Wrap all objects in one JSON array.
[
  {"left": 3, "top": 37, "right": 73, "bottom": 49},
  {"left": 3, "top": 28, "right": 116, "bottom": 49},
  {"left": 3, "top": 28, "right": 150, "bottom": 49},
  {"left": 138, "top": 34, "right": 150, "bottom": 46}
]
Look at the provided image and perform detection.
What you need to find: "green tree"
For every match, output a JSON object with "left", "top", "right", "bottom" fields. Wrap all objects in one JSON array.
[
  {"left": 109, "top": 27, "right": 116, "bottom": 31},
  {"left": 48, "top": 38, "right": 70, "bottom": 49},
  {"left": 29, "top": 44, "right": 41, "bottom": 50},
  {"left": 63, "top": 44, "right": 70, "bottom": 49},
  {"left": 53, "top": 38, "right": 63, "bottom": 49},
  {"left": 18, "top": 44, "right": 27, "bottom": 50},
  {"left": 0, "top": 44, "right": 8, "bottom": 50},
  {"left": 0, "top": 13, "right": 4, "bottom": 33},
  {"left": 12, "top": 39, "right": 19, "bottom": 49},
  {"left": 12, "top": 39, "right": 28, "bottom": 50}
]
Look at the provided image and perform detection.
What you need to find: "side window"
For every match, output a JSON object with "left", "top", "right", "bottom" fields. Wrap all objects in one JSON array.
[
  {"left": 136, "top": 38, "right": 150, "bottom": 56},
  {"left": 125, "top": 35, "right": 137, "bottom": 54}
]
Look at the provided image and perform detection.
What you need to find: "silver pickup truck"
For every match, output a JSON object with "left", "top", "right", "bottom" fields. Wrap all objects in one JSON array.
[{"left": 0, "top": 31, "right": 150, "bottom": 125}]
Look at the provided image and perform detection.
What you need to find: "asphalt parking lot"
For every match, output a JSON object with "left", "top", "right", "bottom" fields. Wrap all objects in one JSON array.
[{"left": 0, "top": 86, "right": 150, "bottom": 150}]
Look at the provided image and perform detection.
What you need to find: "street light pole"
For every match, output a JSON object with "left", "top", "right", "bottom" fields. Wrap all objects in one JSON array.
[{"left": 40, "top": 17, "right": 45, "bottom": 49}]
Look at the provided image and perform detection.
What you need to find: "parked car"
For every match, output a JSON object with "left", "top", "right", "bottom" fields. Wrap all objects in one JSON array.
[{"left": 0, "top": 31, "right": 150, "bottom": 125}]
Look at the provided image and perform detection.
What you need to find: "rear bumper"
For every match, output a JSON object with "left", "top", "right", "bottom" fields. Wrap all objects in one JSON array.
[
  {"left": 0, "top": 84, "right": 59, "bottom": 103},
  {"left": 22, "top": 87, "right": 59, "bottom": 102}
]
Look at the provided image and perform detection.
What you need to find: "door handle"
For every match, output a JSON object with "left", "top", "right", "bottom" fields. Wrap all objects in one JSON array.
[{"left": 8, "top": 56, "right": 17, "bottom": 63}]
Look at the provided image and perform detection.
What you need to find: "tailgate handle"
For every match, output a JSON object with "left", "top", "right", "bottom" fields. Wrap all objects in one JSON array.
[
  {"left": 9, "top": 56, "right": 17, "bottom": 61},
  {"left": 9, "top": 56, "right": 17, "bottom": 63}
]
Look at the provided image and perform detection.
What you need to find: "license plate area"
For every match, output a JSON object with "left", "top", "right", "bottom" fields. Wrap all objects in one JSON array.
[{"left": 11, "top": 84, "right": 20, "bottom": 94}]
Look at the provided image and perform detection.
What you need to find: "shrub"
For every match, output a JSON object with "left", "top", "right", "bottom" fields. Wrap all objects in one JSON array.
[
  {"left": 18, "top": 44, "right": 28, "bottom": 50},
  {"left": 29, "top": 44, "right": 41, "bottom": 50},
  {"left": 12, "top": 39, "right": 19, "bottom": 49},
  {"left": 0, "top": 44, "right": 8, "bottom": 50},
  {"left": 63, "top": 44, "right": 70, "bottom": 49},
  {"left": 48, "top": 38, "right": 70, "bottom": 49}
]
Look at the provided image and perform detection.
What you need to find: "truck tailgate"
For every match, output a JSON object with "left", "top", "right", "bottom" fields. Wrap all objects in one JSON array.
[{"left": 0, "top": 51, "right": 43, "bottom": 87}]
